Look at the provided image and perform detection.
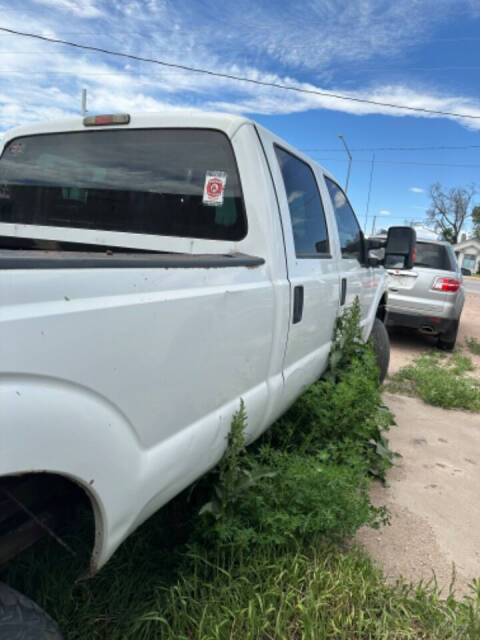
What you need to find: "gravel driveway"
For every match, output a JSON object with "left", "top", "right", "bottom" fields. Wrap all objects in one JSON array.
[{"left": 357, "top": 292, "right": 480, "bottom": 598}]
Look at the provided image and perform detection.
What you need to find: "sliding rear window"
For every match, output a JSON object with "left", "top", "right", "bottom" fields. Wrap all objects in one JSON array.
[
  {"left": 0, "top": 129, "right": 246, "bottom": 241},
  {"left": 414, "top": 242, "right": 451, "bottom": 270}
]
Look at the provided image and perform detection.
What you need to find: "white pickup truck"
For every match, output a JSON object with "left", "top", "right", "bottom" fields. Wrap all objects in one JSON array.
[{"left": 0, "top": 111, "right": 415, "bottom": 637}]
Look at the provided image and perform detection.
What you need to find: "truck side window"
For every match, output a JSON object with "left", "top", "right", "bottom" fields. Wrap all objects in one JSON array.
[
  {"left": 325, "top": 177, "right": 363, "bottom": 263},
  {"left": 274, "top": 146, "right": 329, "bottom": 257}
]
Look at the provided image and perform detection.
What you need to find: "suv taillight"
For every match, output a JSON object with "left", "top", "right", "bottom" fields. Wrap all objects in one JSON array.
[{"left": 432, "top": 277, "right": 461, "bottom": 292}]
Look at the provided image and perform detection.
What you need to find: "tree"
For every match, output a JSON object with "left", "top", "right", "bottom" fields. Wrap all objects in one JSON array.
[
  {"left": 472, "top": 205, "right": 480, "bottom": 240},
  {"left": 427, "top": 183, "right": 476, "bottom": 244}
]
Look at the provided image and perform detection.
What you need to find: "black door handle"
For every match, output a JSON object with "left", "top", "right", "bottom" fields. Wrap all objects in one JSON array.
[
  {"left": 340, "top": 278, "right": 347, "bottom": 306},
  {"left": 293, "top": 285, "right": 304, "bottom": 324}
]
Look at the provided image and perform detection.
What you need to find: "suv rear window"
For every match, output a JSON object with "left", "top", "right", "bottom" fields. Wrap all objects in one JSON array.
[
  {"left": 414, "top": 242, "right": 451, "bottom": 270},
  {"left": 0, "top": 129, "right": 246, "bottom": 241}
]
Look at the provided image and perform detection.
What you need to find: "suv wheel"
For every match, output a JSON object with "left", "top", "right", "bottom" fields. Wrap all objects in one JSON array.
[
  {"left": 0, "top": 583, "right": 63, "bottom": 639},
  {"left": 438, "top": 320, "right": 459, "bottom": 351}
]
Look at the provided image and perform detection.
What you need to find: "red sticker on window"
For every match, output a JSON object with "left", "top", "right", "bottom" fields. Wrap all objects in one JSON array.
[{"left": 203, "top": 171, "right": 227, "bottom": 206}]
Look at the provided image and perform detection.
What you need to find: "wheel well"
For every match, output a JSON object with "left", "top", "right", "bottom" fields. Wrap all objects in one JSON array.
[
  {"left": 376, "top": 293, "right": 387, "bottom": 323},
  {"left": 0, "top": 473, "right": 96, "bottom": 571}
]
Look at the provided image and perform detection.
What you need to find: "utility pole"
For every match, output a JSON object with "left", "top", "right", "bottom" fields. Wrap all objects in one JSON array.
[
  {"left": 338, "top": 134, "right": 352, "bottom": 193},
  {"left": 81, "top": 88, "right": 88, "bottom": 117},
  {"left": 364, "top": 152, "right": 375, "bottom": 231},
  {"left": 370, "top": 215, "right": 377, "bottom": 236}
]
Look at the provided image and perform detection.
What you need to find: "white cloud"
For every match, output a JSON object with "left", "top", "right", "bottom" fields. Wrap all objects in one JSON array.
[
  {"left": 410, "top": 187, "right": 425, "bottom": 193},
  {"left": 204, "top": 82, "right": 480, "bottom": 132},
  {"left": 379, "top": 210, "right": 391, "bottom": 216},
  {"left": 1, "top": 0, "right": 480, "bottom": 133},
  {"left": 173, "top": 0, "right": 469, "bottom": 72},
  {"left": 32, "top": 0, "right": 102, "bottom": 17}
]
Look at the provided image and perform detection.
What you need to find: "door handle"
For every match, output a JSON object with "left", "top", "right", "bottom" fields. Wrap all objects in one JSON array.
[
  {"left": 340, "top": 278, "right": 347, "bottom": 306},
  {"left": 293, "top": 285, "right": 304, "bottom": 324}
]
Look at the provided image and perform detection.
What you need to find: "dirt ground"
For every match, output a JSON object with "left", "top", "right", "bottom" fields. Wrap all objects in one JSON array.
[{"left": 356, "top": 292, "right": 480, "bottom": 598}]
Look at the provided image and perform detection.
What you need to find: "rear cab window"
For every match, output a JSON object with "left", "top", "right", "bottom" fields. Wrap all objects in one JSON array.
[{"left": 0, "top": 129, "right": 247, "bottom": 242}]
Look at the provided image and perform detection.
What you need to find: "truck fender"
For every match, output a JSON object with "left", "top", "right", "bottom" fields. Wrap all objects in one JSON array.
[
  {"left": 0, "top": 373, "right": 143, "bottom": 572},
  {"left": 363, "top": 272, "right": 388, "bottom": 340}
]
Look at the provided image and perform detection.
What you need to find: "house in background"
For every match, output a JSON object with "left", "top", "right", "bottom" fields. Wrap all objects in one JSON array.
[{"left": 453, "top": 238, "right": 480, "bottom": 273}]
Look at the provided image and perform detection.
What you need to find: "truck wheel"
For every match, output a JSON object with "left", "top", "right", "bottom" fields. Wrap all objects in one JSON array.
[
  {"left": 438, "top": 320, "right": 459, "bottom": 351},
  {"left": 370, "top": 318, "right": 390, "bottom": 384},
  {"left": 0, "top": 583, "right": 63, "bottom": 640}
]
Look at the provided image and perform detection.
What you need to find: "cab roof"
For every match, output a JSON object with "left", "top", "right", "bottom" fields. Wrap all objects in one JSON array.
[
  {"left": 1, "top": 111, "right": 254, "bottom": 148},
  {"left": 1, "top": 109, "right": 332, "bottom": 184}
]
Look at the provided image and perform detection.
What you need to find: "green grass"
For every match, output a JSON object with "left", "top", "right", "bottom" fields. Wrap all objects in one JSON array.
[
  {"left": 386, "top": 351, "right": 480, "bottom": 411},
  {"left": 3, "top": 526, "right": 479, "bottom": 639},
  {"left": 466, "top": 336, "right": 480, "bottom": 356},
  {"left": 146, "top": 544, "right": 480, "bottom": 640}
]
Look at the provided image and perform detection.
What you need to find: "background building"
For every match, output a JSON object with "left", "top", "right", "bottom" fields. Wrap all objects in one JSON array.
[{"left": 453, "top": 239, "right": 480, "bottom": 274}]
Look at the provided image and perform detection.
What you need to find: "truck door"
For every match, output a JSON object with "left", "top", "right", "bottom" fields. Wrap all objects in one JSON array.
[
  {"left": 323, "top": 176, "right": 376, "bottom": 333},
  {"left": 256, "top": 130, "right": 339, "bottom": 409}
]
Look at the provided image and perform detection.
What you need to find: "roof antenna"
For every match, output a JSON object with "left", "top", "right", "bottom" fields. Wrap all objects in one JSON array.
[{"left": 81, "top": 88, "right": 88, "bottom": 117}]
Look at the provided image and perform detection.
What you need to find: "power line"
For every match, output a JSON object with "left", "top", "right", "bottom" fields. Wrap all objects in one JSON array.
[{"left": 1, "top": 26, "right": 480, "bottom": 121}]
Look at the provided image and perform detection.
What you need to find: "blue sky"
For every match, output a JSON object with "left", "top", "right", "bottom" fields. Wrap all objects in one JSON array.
[{"left": 1, "top": 0, "right": 479, "bottom": 234}]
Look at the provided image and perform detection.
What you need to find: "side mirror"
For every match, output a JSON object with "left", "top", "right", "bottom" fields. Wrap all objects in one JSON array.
[{"left": 384, "top": 227, "right": 416, "bottom": 270}]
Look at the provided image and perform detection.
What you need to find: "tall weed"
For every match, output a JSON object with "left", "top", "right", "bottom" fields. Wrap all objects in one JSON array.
[
  {"left": 198, "top": 447, "right": 387, "bottom": 549},
  {"left": 265, "top": 299, "right": 397, "bottom": 479},
  {"left": 198, "top": 300, "right": 394, "bottom": 550}
]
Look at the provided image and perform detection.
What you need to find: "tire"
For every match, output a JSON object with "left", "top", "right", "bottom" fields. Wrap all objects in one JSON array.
[
  {"left": 438, "top": 320, "right": 459, "bottom": 351},
  {"left": 370, "top": 318, "right": 390, "bottom": 384},
  {"left": 0, "top": 583, "right": 63, "bottom": 640}
]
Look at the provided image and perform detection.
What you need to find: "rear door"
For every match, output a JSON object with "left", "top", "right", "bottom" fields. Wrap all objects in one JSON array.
[{"left": 256, "top": 129, "right": 339, "bottom": 406}]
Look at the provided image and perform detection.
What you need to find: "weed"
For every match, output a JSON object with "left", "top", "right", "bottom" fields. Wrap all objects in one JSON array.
[
  {"left": 386, "top": 351, "right": 480, "bottom": 411},
  {"left": 199, "top": 400, "right": 277, "bottom": 523},
  {"left": 198, "top": 301, "right": 395, "bottom": 550},
  {"left": 466, "top": 336, "right": 480, "bottom": 356},
  {"left": 199, "top": 447, "right": 387, "bottom": 549},
  {"left": 325, "top": 296, "right": 366, "bottom": 382},
  {"left": 265, "top": 299, "right": 397, "bottom": 481}
]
